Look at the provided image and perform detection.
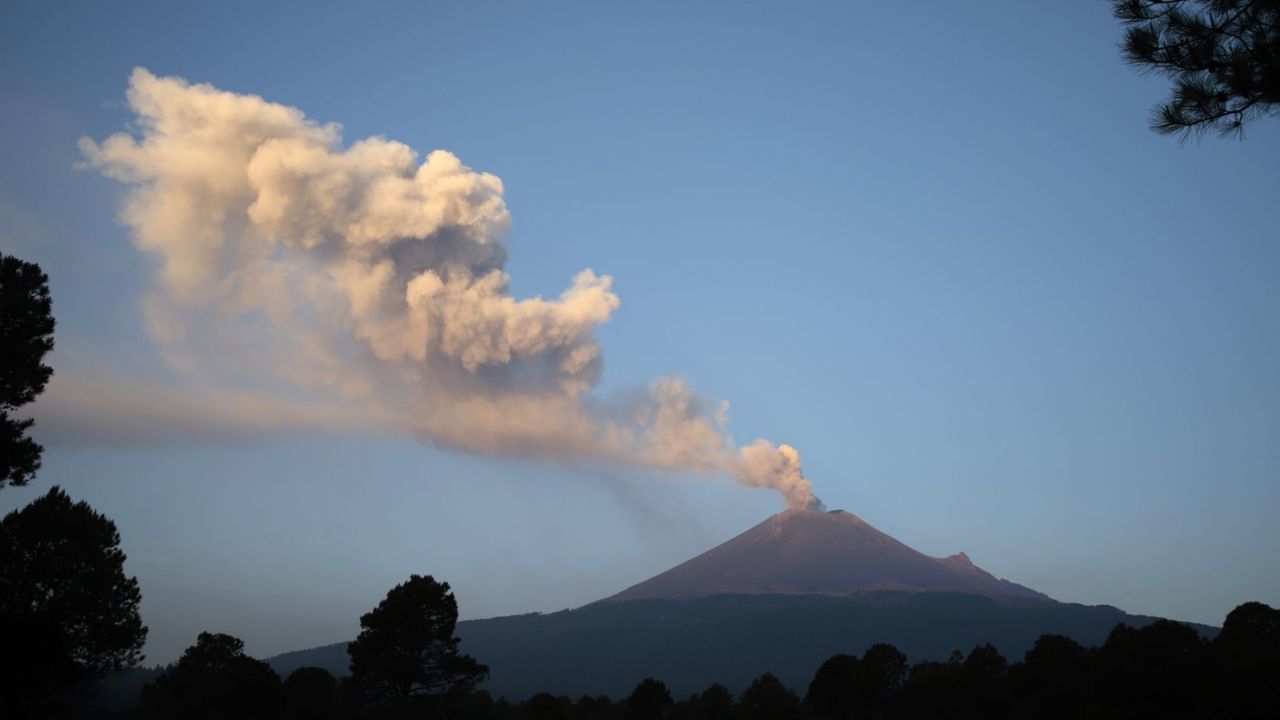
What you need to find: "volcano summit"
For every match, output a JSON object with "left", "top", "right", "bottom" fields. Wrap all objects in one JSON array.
[{"left": 608, "top": 509, "right": 1048, "bottom": 602}]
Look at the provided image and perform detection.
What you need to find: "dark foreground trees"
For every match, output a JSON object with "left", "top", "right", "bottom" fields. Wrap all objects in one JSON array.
[
  {"left": 0, "top": 252, "right": 56, "bottom": 490},
  {"left": 134, "top": 574, "right": 487, "bottom": 719},
  {"left": 347, "top": 574, "right": 489, "bottom": 716},
  {"left": 0, "top": 486, "right": 146, "bottom": 716},
  {"left": 805, "top": 654, "right": 859, "bottom": 719},
  {"left": 805, "top": 643, "right": 907, "bottom": 720},
  {"left": 737, "top": 672, "right": 799, "bottom": 720},
  {"left": 677, "top": 683, "right": 733, "bottom": 720},
  {"left": 624, "top": 677, "right": 673, "bottom": 719},
  {"left": 798, "top": 603, "right": 1277, "bottom": 719},
  {"left": 0, "top": 253, "right": 150, "bottom": 720},
  {"left": 1215, "top": 601, "right": 1280, "bottom": 716},
  {"left": 81, "top": 598, "right": 1280, "bottom": 719},
  {"left": 141, "top": 632, "right": 283, "bottom": 719},
  {"left": 282, "top": 666, "right": 344, "bottom": 720},
  {"left": 1114, "top": 0, "right": 1280, "bottom": 136}
]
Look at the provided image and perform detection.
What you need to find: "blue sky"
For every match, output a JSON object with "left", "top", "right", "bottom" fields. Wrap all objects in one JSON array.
[{"left": 1, "top": 1, "right": 1277, "bottom": 664}]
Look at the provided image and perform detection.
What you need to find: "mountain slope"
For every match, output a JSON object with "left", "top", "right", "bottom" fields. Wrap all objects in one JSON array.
[
  {"left": 264, "top": 509, "right": 1217, "bottom": 699},
  {"left": 268, "top": 594, "right": 1215, "bottom": 699},
  {"left": 607, "top": 509, "right": 1047, "bottom": 602}
]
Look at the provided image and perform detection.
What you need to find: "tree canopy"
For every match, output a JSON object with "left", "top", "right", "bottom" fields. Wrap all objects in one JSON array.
[
  {"left": 0, "top": 486, "right": 146, "bottom": 714},
  {"left": 624, "top": 677, "right": 673, "bottom": 720},
  {"left": 20, "top": 599, "right": 1280, "bottom": 719},
  {"left": 738, "top": 672, "right": 800, "bottom": 720},
  {"left": 1115, "top": 0, "right": 1280, "bottom": 136},
  {"left": 141, "top": 632, "right": 282, "bottom": 720},
  {"left": 347, "top": 574, "right": 489, "bottom": 712},
  {"left": 0, "top": 253, "right": 56, "bottom": 489},
  {"left": 281, "top": 666, "right": 341, "bottom": 720},
  {"left": 805, "top": 653, "right": 859, "bottom": 719}
]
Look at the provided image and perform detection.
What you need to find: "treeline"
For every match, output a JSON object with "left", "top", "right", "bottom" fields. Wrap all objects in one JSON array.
[{"left": 59, "top": 599, "right": 1278, "bottom": 720}]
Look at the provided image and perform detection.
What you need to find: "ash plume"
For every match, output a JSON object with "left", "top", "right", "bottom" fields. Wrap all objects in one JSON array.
[{"left": 79, "top": 68, "right": 822, "bottom": 511}]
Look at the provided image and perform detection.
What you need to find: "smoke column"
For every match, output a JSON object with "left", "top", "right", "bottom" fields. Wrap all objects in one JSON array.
[{"left": 80, "top": 68, "right": 822, "bottom": 511}]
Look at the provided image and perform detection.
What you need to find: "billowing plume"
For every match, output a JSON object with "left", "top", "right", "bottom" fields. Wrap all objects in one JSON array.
[{"left": 79, "top": 68, "right": 822, "bottom": 511}]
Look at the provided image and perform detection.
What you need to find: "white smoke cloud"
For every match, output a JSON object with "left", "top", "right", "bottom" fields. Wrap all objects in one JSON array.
[{"left": 78, "top": 68, "right": 822, "bottom": 511}]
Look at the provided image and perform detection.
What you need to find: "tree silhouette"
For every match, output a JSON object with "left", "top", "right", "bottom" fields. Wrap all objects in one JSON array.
[
  {"left": 141, "top": 632, "right": 282, "bottom": 719},
  {"left": 1010, "top": 634, "right": 1087, "bottom": 719},
  {"left": 1095, "top": 619, "right": 1208, "bottom": 716},
  {"left": 681, "top": 682, "right": 734, "bottom": 720},
  {"left": 625, "top": 677, "right": 673, "bottom": 720},
  {"left": 960, "top": 643, "right": 1009, "bottom": 718},
  {"left": 0, "top": 486, "right": 146, "bottom": 715},
  {"left": 0, "top": 253, "right": 55, "bottom": 490},
  {"left": 737, "top": 672, "right": 800, "bottom": 720},
  {"left": 805, "top": 654, "right": 859, "bottom": 719},
  {"left": 347, "top": 574, "right": 488, "bottom": 714},
  {"left": 852, "top": 643, "right": 908, "bottom": 715},
  {"left": 456, "top": 690, "right": 507, "bottom": 720},
  {"left": 282, "top": 666, "right": 339, "bottom": 720},
  {"left": 1114, "top": 0, "right": 1280, "bottom": 137},
  {"left": 573, "top": 694, "right": 615, "bottom": 720},
  {"left": 1214, "top": 601, "right": 1280, "bottom": 717},
  {"left": 896, "top": 652, "right": 964, "bottom": 719},
  {"left": 1217, "top": 600, "right": 1280, "bottom": 653},
  {"left": 512, "top": 692, "right": 574, "bottom": 720}
]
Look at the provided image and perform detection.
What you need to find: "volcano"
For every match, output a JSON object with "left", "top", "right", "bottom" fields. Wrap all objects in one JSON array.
[
  {"left": 267, "top": 508, "right": 1214, "bottom": 699},
  {"left": 607, "top": 509, "right": 1048, "bottom": 602}
]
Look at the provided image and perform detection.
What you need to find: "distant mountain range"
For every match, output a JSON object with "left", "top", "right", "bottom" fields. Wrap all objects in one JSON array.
[{"left": 266, "top": 509, "right": 1216, "bottom": 699}]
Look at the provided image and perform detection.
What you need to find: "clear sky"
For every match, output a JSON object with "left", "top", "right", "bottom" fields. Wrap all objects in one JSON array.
[{"left": 1, "top": 1, "right": 1277, "bottom": 665}]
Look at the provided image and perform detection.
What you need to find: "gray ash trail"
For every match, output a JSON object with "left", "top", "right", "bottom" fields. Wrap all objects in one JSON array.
[{"left": 78, "top": 67, "right": 819, "bottom": 509}]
